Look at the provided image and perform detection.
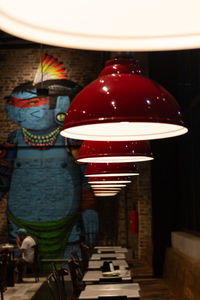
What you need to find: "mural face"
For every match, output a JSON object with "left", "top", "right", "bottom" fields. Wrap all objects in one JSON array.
[
  {"left": 0, "top": 54, "right": 99, "bottom": 265},
  {"left": 6, "top": 84, "right": 71, "bottom": 131}
]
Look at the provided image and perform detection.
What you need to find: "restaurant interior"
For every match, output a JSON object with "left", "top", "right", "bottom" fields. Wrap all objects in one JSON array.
[{"left": 0, "top": 2, "right": 200, "bottom": 300}]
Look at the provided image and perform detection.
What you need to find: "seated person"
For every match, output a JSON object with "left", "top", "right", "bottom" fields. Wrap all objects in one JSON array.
[{"left": 16, "top": 228, "right": 37, "bottom": 282}]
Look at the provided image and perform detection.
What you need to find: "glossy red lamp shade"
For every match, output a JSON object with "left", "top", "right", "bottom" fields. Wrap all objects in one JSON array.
[
  {"left": 85, "top": 163, "right": 139, "bottom": 177},
  {"left": 88, "top": 176, "right": 132, "bottom": 184},
  {"left": 94, "top": 190, "right": 119, "bottom": 194},
  {"left": 61, "top": 57, "right": 188, "bottom": 141},
  {"left": 92, "top": 189, "right": 121, "bottom": 192},
  {"left": 78, "top": 140, "right": 153, "bottom": 163},
  {"left": 95, "top": 193, "right": 118, "bottom": 197},
  {"left": 91, "top": 184, "right": 126, "bottom": 188},
  {"left": 91, "top": 186, "right": 122, "bottom": 190}
]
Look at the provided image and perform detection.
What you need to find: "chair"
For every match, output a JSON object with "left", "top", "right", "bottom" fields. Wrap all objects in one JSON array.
[
  {"left": 47, "top": 272, "right": 60, "bottom": 300},
  {"left": 47, "top": 264, "right": 70, "bottom": 300},
  {"left": 70, "top": 247, "right": 85, "bottom": 275},
  {"left": 31, "top": 244, "right": 40, "bottom": 282},
  {"left": 80, "top": 243, "right": 90, "bottom": 272},
  {"left": 0, "top": 251, "right": 9, "bottom": 300},
  {"left": 68, "top": 260, "right": 85, "bottom": 297}
]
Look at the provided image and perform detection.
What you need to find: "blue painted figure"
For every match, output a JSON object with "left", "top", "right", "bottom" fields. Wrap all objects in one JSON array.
[{"left": 2, "top": 55, "right": 99, "bottom": 261}]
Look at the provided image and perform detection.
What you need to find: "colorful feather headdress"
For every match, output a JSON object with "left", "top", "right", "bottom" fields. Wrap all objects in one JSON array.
[{"left": 33, "top": 54, "right": 67, "bottom": 85}]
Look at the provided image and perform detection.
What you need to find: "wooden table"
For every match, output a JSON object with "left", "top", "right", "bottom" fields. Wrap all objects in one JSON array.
[
  {"left": 0, "top": 244, "right": 14, "bottom": 260},
  {"left": 88, "top": 260, "right": 129, "bottom": 270},
  {"left": 79, "top": 283, "right": 140, "bottom": 299},
  {"left": 94, "top": 246, "right": 122, "bottom": 250},
  {"left": 90, "top": 253, "right": 126, "bottom": 261},
  {"left": 82, "top": 270, "right": 132, "bottom": 284},
  {"left": 97, "top": 248, "right": 128, "bottom": 254}
]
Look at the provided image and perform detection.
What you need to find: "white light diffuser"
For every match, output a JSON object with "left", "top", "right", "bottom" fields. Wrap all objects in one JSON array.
[
  {"left": 91, "top": 184, "right": 126, "bottom": 188},
  {"left": 94, "top": 191, "right": 118, "bottom": 193},
  {"left": 92, "top": 187, "right": 121, "bottom": 191},
  {"left": 62, "top": 122, "right": 188, "bottom": 141},
  {"left": 95, "top": 193, "right": 116, "bottom": 197},
  {"left": 89, "top": 180, "right": 131, "bottom": 184},
  {"left": 79, "top": 156, "right": 153, "bottom": 163},
  {"left": 1, "top": 0, "right": 200, "bottom": 51},
  {"left": 86, "top": 173, "right": 138, "bottom": 177}
]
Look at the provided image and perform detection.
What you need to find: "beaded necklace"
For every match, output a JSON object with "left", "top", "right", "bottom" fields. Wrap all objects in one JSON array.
[{"left": 22, "top": 127, "right": 60, "bottom": 149}]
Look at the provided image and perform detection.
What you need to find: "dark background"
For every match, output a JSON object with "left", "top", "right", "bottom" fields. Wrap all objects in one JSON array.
[{"left": 149, "top": 50, "right": 200, "bottom": 276}]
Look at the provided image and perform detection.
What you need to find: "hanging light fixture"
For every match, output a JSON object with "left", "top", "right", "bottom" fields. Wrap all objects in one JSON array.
[
  {"left": 85, "top": 162, "right": 139, "bottom": 177},
  {"left": 61, "top": 57, "right": 188, "bottom": 141},
  {"left": 1, "top": 1, "right": 200, "bottom": 51},
  {"left": 95, "top": 193, "right": 118, "bottom": 197},
  {"left": 93, "top": 190, "right": 121, "bottom": 193},
  {"left": 92, "top": 187, "right": 122, "bottom": 191},
  {"left": 88, "top": 176, "right": 131, "bottom": 184},
  {"left": 94, "top": 190, "right": 119, "bottom": 194},
  {"left": 78, "top": 140, "right": 153, "bottom": 163},
  {"left": 91, "top": 184, "right": 126, "bottom": 188}
]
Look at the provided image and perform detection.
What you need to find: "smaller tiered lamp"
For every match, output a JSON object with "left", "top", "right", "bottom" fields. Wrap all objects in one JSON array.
[{"left": 78, "top": 140, "right": 153, "bottom": 163}]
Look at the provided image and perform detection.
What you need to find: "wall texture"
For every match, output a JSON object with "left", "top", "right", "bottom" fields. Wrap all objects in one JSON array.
[{"left": 117, "top": 161, "right": 152, "bottom": 264}]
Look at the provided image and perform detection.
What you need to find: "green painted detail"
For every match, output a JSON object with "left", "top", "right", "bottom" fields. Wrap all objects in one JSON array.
[{"left": 7, "top": 210, "right": 80, "bottom": 259}]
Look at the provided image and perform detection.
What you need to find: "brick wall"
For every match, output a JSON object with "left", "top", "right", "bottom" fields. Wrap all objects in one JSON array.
[{"left": 117, "top": 162, "right": 152, "bottom": 266}]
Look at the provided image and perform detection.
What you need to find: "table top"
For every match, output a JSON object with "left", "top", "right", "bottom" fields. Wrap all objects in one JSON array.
[
  {"left": 83, "top": 270, "right": 132, "bottom": 283},
  {"left": 90, "top": 253, "right": 126, "bottom": 260},
  {"left": 97, "top": 248, "right": 128, "bottom": 254},
  {"left": 94, "top": 246, "right": 122, "bottom": 249},
  {"left": 0, "top": 244, "right": 14, "bottom": 252},
  {"left": 79, "top": 283, "right": 140, "bottom": 299},
  {"left": 88, "top": 260, "right": 129, "bottom": 270}
]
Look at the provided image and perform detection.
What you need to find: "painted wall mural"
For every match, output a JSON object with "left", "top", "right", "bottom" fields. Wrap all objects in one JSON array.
[{"left": 0, "top": 54, "right": 99, "bottom": 262}]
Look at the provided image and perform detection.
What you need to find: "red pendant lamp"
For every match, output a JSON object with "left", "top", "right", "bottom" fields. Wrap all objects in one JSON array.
[
  {"left": 78, "top": 140, "right": 153, "bottom": 163},
  {"left": 61, "top": 57, "right": 188, "bottom": 141},
  {"left": 93, "top": 190, "right": 121, "bottom": 193},
  {"left": 95, "top": 193, "right": 118, "bottom": 197},
  {"left": 91, "top": 184, "right": 126, "bottom": 188},
  {"left": 85, "top": 162, "right": 139, "bottom": 177},
  {"left": 94, "top": 190, "right": 119, "bottom": 194},
  {"left": 88, "top": 176, "right": 132, "bottom": 184},
  {"left": 92, "top": 187, "right": 122, "bottom": 191}
]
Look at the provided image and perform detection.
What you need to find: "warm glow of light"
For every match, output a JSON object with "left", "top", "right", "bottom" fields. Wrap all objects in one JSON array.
[
  {"left": 85, "top": 173, "right": 139, "bottom": 177},
  {"left": 89, "top": 180, "right": 131, "bottom": 184},
  {"left": 78, "top": 156, "right": 153, "bottom": 163},
  {"left": 1, "top": 0, "right": 200, "bottom": 51},
  {"left": 95, "top": 193, "right": 116, "bottom": 197},
  {"left": 92, "top": 187, "right": 121, "bottom": 190},
  {"left": 94, "top": 191, "right": 118, "bottom": 194},
  {"left": 91, "top": 184, "right": 126, "bottom": 188},
  {"left": 61, "top": 122, "right": 188, "bottom": 141}
]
